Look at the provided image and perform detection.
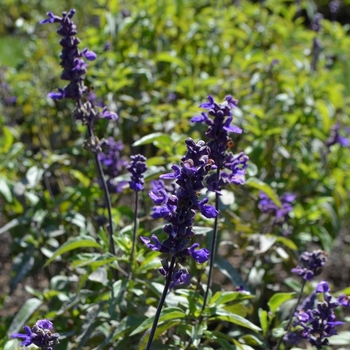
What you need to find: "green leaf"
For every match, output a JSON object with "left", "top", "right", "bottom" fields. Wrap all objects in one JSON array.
[
  {"left": 132, "top": 132, "right": 168, "bottom": 146},
  {"left": 211, "top": 309, "right": 261, "bottom": 332},
  {"left": 71, "top": 253, "right": 117, "bottom": 269},
  {"left": 26, "top": 166, "right": 44, "bottom": 188},
  {"left": 70, "top": 169, "right": 91, "bottom": 187},
  {"left": 44, "top": 237, "right": 101, "bottom": 267},
  {"left": 155, "top": 52, "right": 187, "bottom": 69},
  {"left": 210, "top": 291, "right": 253, "bottom": 307},
  {"left": 57, "top": 290, "right": 95, "bottom": 315},
  {"left": 268, "top": 293, "right": 295, "bottom": 314},
  {"left": 0, "top": 218, "right": 25, "bottom": 235},
  {"left": 76, "top": 303, "right": 105, "bottom": 350},
  {"left": 108, "top": 279, "right": 128, "bottom": 316},
  {"left": 0, "top": 126, "right": 14, "bottom": 153},
  {"left": 240, "top": 334, "right": 263, "bottom": 346},
  {"left": 130, "top": 307, "right": 186, "bottom": 336},
  {"left": 329, "top": 331, "right": 350, "bottom": 345},
  {"left": 139, "top": 321, "right": 181, "bottom": 348},
  {"left": 10, "top": 248, "right": 35, "bottom": 292},
  {"left": 258, "top": 309, "right": 269, "bottom": 336},
  {"left": 0, "top": 177, "right": 12, "bottom": 202},
  {"left": 7, "top": 298, "right": 43, "bottom": 334},
  {"left": 245, "top": 178, "right": 282, "bottom": 207},
  {"left": 275, "top": 236, "right": 298, "bottom": 251},
  {"left": 216, "top": 257, "right": 250, "bottom": 293}
]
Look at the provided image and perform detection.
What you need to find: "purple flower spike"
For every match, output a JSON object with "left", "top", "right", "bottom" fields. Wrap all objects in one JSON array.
[
  {"left": 291, "top": 250, "right": 328, "bottom": 281},
  {"left": 11, "top": 319, "right": 59, "bottom": 349},
  {"left": 142, "top": 138, "right": 216, "bottom": 288},
  {"left": 127, "top": 154, "right": 148, "bottom": 192},
  {"left": 41, "top": 9, "right": 116, "bottom": 125},
  {"left": 286, "top": 283, "right": 345, "bottom": 349},
  {"left": 192, "top": 95, "right": 248, "bottom": 192}
]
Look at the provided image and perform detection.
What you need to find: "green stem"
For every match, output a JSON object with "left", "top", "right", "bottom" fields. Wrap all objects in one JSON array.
[
  {"left": 274, "top": 279, "right": 306, "bottom": 350},
  {"left": 202, "top": 168, "right": 220, "bottom": 312},
  {"left": 145, "top": 256, "right": 176, "bottom": 350},
  {"left": 86, "top": 124, "right": 118, "bottom": 281},
  {"left": 128, "top": 191, "right": 139, "bottom": 279}
]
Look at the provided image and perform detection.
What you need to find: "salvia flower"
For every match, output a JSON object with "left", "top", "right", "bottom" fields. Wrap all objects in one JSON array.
[
  {"left": 325, "top": 123, "right": 350, "bottom": 148},
  {"left": 40, "top": 9, "right": 117, "bottom": 124},
  {"left": 284, "top": 291, "right": 317, "bottom": 346},
  {"left": 338, "top": 294, "right": 350, "bottom": 307},
  {"left": 149, "top": 179, "right": 177, "bottom": 219},
  {"left": 10, "top": 319, "right": 59, "bottom": 350},
  {"left": 291, "top": 250, "right": 328, "bottom": 281},
  {"left": 286, "top": 281, "right": 344, "bottom": 350},
  {"left": 127, "top": 154, "right": 148, "bottom": 191},
  {"left": 191, "top": 95, "right": 248, "bottom": 192},
  {"left": 141, "top": 138, "right": 218, "bottom": 287},
  {"left": 258, "top": 192, "right": 295, "bottom": 223},
  {"left": 98, "top": 137, "right": 128, "bottom": 192}
]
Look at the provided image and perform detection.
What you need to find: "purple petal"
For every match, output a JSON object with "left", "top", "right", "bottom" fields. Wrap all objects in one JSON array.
[
  {"left": 140, "top": 234, "right": 162, "bottom": 251},
  {"left": 36, "top": 319, "right": 53, "bottom": 329},
  {"left": 190, "top": 112, "right": 209, "bottom": 123},
  {"left": 223, "top": 124, "right": 242, "bottom": 134},
  {"left": 101, "top": 107, "right": 118, "bottom": 120},
  {"left": 48, "top": 89, "right": 65, "bottom": 100},
  {"left": 188, "top": 243, "right": 210, "bottom": 263},
  {"left": 199, "top": 198, "right": 218, "bottom": 218},
  {"left": 199, "top": 95, "right": 215, "bottom": 109},
  {"left": 81, "top": 48, "right": 97, "bottom": 61},
  {"left": 316, "top": 281, "right": 330, "bottom": 293},
  {"left": 39, "top": 12, "right": 56, "bottom": 25},
  {"left": 170, "top": 270, "right": 191, "bottom": 288}
]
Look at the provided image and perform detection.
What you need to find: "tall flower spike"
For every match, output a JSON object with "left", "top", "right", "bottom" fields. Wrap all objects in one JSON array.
[
  {"left": 10, "top": 319, "right": 59, "bottom": 350},
  {"left": 291, "top": 250, "right": 328, "bottom": 281},
  {"left": 191, "top": 95, "right": 248, "bottom": 311},
  {"left": 41, "top": 9, "right": 119, "bottom": 279},
  {"left": 40, "top": 9, "right": 117, "bottom": 123},
  {"left": 127, "top": 154, "right": 148, "bottom": 191},
  {"left": 141, "top": 138, "right": 218, "bottom": 287},
  {"left": 286, "top": 282, "right": 344, "bottom": 350},
  {"left": 191, "top": 95, "right": 247, "bottom": 186}
]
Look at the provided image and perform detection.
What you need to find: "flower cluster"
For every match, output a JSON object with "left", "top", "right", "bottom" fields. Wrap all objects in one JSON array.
[
  {"left": 191, "top": 95, "right": 248, "bottom": 192},
  {"left": 141, "top": 138, "right": 218, "bottom": 287},
  {"left": 149, "top": 179, "right": 177, "bottom": 219},
  {"left": 325, "top": 123, "right": 350, "bottom": 148},
  {"left": 98, "top": 137, "right": 127, "bottom": 192},
  {"left": 286, "top": 282, "right": 348, "bottom": 350},
  {"left": 291, "top": 250, "right": 328, "bottom": 281},
  {"left": 258, "top": 192, "right": 295, "bottom": 224},
  {"left": 40, "top": 9, "right": 117, "bottom": 124},
  {"left": 127, "top": 154, "right": 148, "bottom": 191},
  {"left": 10, "top": 319, "right": 59, "bottom": 350}
]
